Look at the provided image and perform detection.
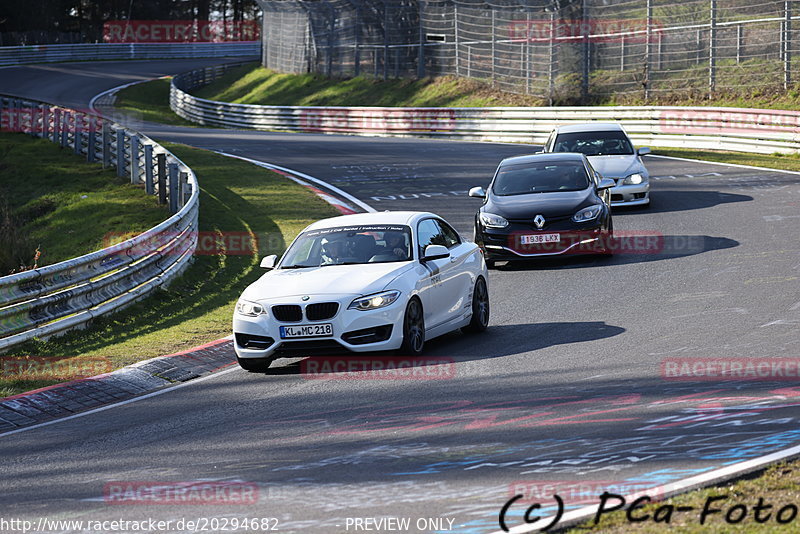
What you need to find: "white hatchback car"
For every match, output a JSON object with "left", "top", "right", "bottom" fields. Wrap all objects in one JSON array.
[
  {"left": 233, "top": 211, "right": 490, "bottom": 371},
  {"left": 543, "top": 123, "right": 651, "bottom": 207}
]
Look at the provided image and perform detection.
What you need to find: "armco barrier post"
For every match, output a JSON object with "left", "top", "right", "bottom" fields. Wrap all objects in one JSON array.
[
  {"left": 87, "top": 117, "right": 96, "bottom": 162},
  {"left": 29, "top": 104, "right": 38, "bottom": 138},
  {"left": 179, "top": 171, "right": 189, "bottom": 207},
  {"left": 8, "top": 98, "right": 15, "bottom": 132},
  {"left": 130, "top": 135, "right": 140, "bottom": 185},
  {"left": 40, "top": 104, "right": 49, "bottom": 138},
  {"left": 102, "top": 122, "right": 111, "bottom": 168},
  {"left": 74, "top": 114, "right": 82, "bottom": 155},
  {"left": 116, "top": 128, "right": 125, "bottom": 178},
  {"left": 144, "top": 144, "right": 154, "bottom": 195},
  {"left": 52, "top": 108, "right": 60, "bottom": 143},
  {"left": 157, "top": 152, "right": 167, "bottom": 205},
  {"left": 60, "top": 111, "right": 69, "bottom": 148},
  {"left": 168, "top": 162, "right": 179, "bottom": 214}
]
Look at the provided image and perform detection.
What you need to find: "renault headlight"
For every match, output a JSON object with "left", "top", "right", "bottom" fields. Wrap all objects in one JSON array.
[
  {"left": 348, "top": 290, "right": 401, "bottom": 311},
  {"left": 623, "top": 173, "right": 644, "bottom": 185},
  {"left": 572, "top": 205, "right": 603, "bottom": 222},
  {"left": 236, "top": 299, "right": 266, "bottom": 317},
  {"left": 479, "top": 212, "right": 509, "bottom": 228}
]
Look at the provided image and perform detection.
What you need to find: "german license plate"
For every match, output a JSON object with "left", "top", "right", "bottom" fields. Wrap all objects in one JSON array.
[
  {"left": 521, "top": 233, "right": 560, "bottom": 244},
  {"left": 280, "top": 323, "right": 333, "bottom": 339}
]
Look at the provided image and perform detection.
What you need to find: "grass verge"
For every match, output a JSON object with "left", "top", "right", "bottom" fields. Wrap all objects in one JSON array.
[
  {"left": 0, "top": 143, "right": 338, "bottom": 397},
  {"left": 114, "top": 77, "right": 196, "bottom": 126},
  {"left": 0, "top": 131, "right": 168, "bottom": 273},
  {"left": 565, "top": 461, "right": 800, "bottom": 533},
  {"left": 192, "top": 62, "right": 543, "bottom": 107}
]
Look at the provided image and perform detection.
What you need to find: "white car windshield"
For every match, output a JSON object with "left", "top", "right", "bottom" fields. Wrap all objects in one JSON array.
[
  {"left": 553, "top": 131, "right": 634, "bottom": 156},
  {"left": 280, "top": 224, "right": 413, "bottom": 268}
]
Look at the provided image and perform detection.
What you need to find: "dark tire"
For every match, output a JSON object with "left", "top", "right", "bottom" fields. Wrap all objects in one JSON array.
[
  {"left": 237, "top": 356, "right": 274, "bottom": 373},
  {"left": 399, "top": 298, "right": 425, "bottom": 356},
  {"left": 463, "top": 277, "right": 490, "bottom": 333}
]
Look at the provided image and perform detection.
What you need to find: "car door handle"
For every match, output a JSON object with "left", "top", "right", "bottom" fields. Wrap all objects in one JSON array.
[{"left": 449, "top": 256, "right": 458, "bottom": 263}]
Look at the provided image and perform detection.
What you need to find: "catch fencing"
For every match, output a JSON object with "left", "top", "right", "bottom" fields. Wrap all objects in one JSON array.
[
  {"left": 0, "top": 95, "right": 199, "bottom": 351},
  {"left": 0, "top": 41, "right": 260, "bottom": 67},
  {"left": 256, "top": 0, "right": 798, "bottom": 103},
  {"left": 171, "top": 63, "right": 800, "bottom": 154}
]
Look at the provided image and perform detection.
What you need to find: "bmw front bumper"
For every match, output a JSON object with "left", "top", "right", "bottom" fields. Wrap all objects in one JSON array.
[{"left": 233, "top": 293, "right": 407, "bottom": 360}]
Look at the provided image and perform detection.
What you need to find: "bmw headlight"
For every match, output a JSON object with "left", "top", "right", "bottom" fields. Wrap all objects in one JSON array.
[
  {"left": 348, "top": 290, "right": 401, "bottom": 311},
  {"left": 479, "top": 212, "right": 509, "bottom": 228},
  {"left": 236, "top": 299, "right": 266, "bottom": 317},
  {"left": 623, "top": 173, "right": 644, "bottom": 185},
  {"left": 572, "top": 205, "right": 603, "bottom": 222}
]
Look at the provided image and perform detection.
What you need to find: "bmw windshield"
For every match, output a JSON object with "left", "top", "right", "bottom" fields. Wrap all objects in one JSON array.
[
  {"left": 553, "top": 131, "right": 634, "bottom": 156},
  {"left": 492, "top": 161, "right": 590, "bottom": 196},
  {"left": 279, "top": 224, "right": 413, "bottom": 268}
]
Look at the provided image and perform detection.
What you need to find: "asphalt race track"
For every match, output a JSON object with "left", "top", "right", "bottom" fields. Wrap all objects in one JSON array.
[{"left": 2, "top": 61, "right": 800, "bottom": 533}]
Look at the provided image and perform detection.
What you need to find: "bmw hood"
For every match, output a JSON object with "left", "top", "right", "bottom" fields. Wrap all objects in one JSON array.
[
  {"left": 486, "top": 188, "right": 594, "bottom": 219},
  {"left": 587, "top": 155, "right": 643, "bottom": 179},
  {"left": 242, "top": 262, "right": 415, "bottom": 301}
]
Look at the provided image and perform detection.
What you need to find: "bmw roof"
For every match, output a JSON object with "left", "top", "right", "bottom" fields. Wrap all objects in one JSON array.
[
  {"left": 304, "top": 211, "right": 438, "bottom": 231},
  {"left": 552, "top": 122, "right": 625, "bottom": 133}
]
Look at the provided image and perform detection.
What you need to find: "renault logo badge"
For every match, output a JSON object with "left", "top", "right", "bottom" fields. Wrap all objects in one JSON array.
[
  {"left": 534, "top": 215, "right": 546, "bottom": 229},
  {"left": 301, "top": 296, "right": 310, "bottom": 301}
]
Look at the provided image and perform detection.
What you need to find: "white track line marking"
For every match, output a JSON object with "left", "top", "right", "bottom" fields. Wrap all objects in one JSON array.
[
  {"left": 648, "top": 153, "right": 800, "bottom": 176},
  {"left": 490, "top": 441, "right": 800, "bottom": 534}
]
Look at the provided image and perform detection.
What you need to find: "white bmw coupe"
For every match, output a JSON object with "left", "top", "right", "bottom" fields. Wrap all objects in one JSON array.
[{"left": 232, "top": 211, "right": 490, "bottom": 371}]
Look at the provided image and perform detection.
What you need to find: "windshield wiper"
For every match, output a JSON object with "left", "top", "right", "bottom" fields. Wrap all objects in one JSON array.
[{"left": 280, "top": 264, "right": 315, "bottom": 269}]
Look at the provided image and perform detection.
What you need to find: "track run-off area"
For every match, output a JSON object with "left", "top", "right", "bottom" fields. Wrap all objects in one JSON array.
[{"left": 2, "top": 60, "right": 800, "bottom": 533}]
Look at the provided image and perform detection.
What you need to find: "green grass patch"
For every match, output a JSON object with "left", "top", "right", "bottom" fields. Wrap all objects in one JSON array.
[
  {"left": 192, "top": 62, "right": 543, "bottom": 107},
  {"left": 0, "top": 143, "right": 338, "bottom": 398},
  {"left": 0, "top": 131, "right": 168, "bottom": 273},
  {"left": 651, "top": 147, "right": 800, "bottom": 173},
  {"left": 566, "top": 460, "right": 800, "bottom": 533},
  {"left": 114, "top": 77, "right": 196, "bottom": 126}
]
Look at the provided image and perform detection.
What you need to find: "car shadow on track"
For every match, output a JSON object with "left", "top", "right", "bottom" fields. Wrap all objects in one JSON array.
[
  {"left": 260, "top": 321, "right": 624, "bottom": 375},
  {"left": 495, "top": 234, "right": 739, "bottom": 271},
  {"left": 614, "top": 190, "right": 752, "bottom": 215}
]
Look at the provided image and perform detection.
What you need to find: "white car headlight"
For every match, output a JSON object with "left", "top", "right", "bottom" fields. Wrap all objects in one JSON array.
[
  {"left": 623, "top": 173, "right": 644, "bottom": 185},
  {"left": 348, "top": 290, "right": 401, "bottom": 311},
  {"left": 572, "top": 205, "right": 603, "bottom": 222},
  {"left": 236, "top": 299, "right": 266, "bottom": 317},
  {"left": 479, "top": 212, "right": 509, "bottom": 228}
]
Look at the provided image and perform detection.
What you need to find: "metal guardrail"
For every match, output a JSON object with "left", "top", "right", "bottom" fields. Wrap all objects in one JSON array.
[
  {"left": 0, "top": 95, "right": 199, "bottom": 351},
  {"left": 171, "top": 65, "right": 800, "bottom": 155},
  {"left": 0, "top": 41, "right": 260, "bottom": 66}
]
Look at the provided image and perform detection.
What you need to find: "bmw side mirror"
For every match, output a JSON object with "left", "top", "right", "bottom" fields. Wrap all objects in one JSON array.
[
  {"left": 597, "top": 178, "right": 616, "bottom": 190},
  {"left": 260, "top": 255, "right": 278, "bottom": 269},
  {"left": 637, "top": 147, "right": 651, "bottom": 156},
  {"left": 422, "top": 244, "right": 449, "bottom": 262},
  {"left": 468, "top": 186, "right": 486, "bottom": 199}
]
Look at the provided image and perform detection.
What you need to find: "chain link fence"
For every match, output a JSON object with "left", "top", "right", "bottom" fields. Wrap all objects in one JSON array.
[{"left": 257, "top": 0, "right": 798, "bottom": 103}]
